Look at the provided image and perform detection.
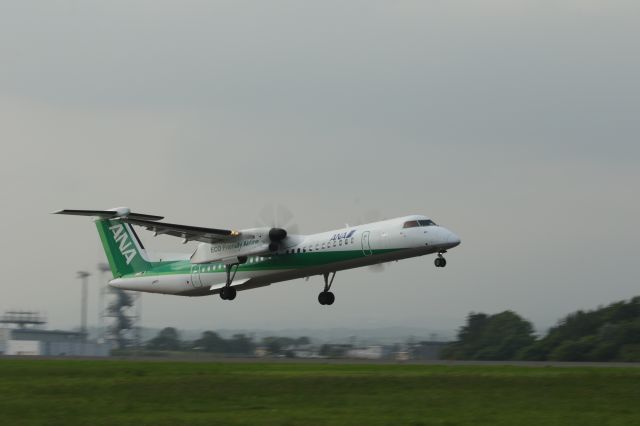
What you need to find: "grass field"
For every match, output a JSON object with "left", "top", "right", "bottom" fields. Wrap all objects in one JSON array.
[{"left": 1, "top": 359, "right": 640, "bottom": 425}]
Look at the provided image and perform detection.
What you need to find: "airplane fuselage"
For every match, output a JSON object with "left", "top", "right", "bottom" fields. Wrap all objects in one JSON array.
[{"left": 109, "top": 215, "right": 460, "bottom": 297}]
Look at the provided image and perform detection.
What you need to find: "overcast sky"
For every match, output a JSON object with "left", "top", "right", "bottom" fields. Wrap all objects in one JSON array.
[{"left": 1, "top": 1, "right": 638, "bottom": 336}]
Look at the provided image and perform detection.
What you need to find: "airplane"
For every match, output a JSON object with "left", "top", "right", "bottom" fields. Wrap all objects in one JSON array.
[{"left": 54, "top": 207, "right": 461, "bottom": 305}]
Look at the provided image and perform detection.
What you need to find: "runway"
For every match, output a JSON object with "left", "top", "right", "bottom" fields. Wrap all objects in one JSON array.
[{"left": 3, "top": 355, "right": 640, "bottom": 368}]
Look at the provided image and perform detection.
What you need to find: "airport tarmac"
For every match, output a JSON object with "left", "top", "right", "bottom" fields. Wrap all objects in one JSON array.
[{"left": 3, "top": 355, "right": 640, "bottom": 368}]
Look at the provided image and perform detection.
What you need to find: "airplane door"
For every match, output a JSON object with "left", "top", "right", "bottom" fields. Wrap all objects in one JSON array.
[
  {"left": 361, "top": 231, "right": 373, "bottom": 256},
  {"left": 190, "top": 265, "right": 202, "bottom": 288}
]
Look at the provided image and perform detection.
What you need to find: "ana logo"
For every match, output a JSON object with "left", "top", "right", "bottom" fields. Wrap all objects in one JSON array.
[
  {"left": 109, "top": 224, "right": 137, "bottom": 265},
  {"left": 329, "top": 230, "right": 356, "bottom": 242}
]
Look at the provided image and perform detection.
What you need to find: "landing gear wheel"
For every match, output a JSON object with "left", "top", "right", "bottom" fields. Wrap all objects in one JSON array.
[
  {"left": 220, "top": 287, "right": 237, "bottom": 301},
  {"left": 318, "top": 291, "right": 335, "bottom": 305},
  {"left": 226, "top": 287, "right": 237, "bottom": 300},
  {"left": 435, "top": 257, "right": 447, "bottom": 268},
  {"left": 326, "top": 292, "right": 335, "bottom": 305},
  {"left": 318, "top": 272, "right": 337, "bottom": 305}
]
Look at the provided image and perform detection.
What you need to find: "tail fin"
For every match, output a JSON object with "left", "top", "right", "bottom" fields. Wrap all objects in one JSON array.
[{"left": 95, "top": 219, "right": 153, "bottom": 277}]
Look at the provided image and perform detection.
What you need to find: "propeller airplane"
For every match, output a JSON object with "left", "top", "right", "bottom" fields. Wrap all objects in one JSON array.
[{"left": 54, "top": 207, "right": 461, "bottom": 305}]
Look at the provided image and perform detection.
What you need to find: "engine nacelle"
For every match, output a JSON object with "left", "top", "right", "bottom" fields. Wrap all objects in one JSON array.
[
  {"left": 190, "top": 227, "right": 273, "bottom": 264},
  {"left": 189, "top": 227, "right": 301, "bottom": 264},
  {"left": 268, "top": 228, "right": 287, "bottom": 241}
]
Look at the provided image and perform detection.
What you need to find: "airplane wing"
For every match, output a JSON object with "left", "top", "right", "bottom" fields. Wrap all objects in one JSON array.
[{"left": 123, "top": 217, "right": 241, "bottom": 244}]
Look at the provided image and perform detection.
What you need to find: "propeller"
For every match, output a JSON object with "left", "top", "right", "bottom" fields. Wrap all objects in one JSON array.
[
  {"left": 257, "top": 203, "right": 299, "bottom": 234},
  {"left": 257, "top": 203, "right": 300, "bottom": 251}
]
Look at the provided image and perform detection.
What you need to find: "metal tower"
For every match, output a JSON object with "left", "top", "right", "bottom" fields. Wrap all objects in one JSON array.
[
  {"left": 102, "top": 287, "right": 141, "bottom": 349},
  {"left": 0, "top": 311, "right": 46, "bottom": 329}
]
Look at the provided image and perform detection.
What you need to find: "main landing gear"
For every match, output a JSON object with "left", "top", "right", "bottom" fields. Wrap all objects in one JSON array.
[
  {"left": 220, "top": 264, "right": 239, "bottom": 301},
  {"left": 434, "top": 252, "right": 447, "bottom": 268},
  {"left": 318, "top": 272, "right": 336, "bottom": 306}
]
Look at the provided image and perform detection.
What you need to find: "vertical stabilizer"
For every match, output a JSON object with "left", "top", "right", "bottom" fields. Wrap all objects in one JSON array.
[{"left": 95, "top": 219, "right": 152, "bottom": 277}]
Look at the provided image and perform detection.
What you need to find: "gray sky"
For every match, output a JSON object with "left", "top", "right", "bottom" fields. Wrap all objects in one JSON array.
[{"left": 1, "top": 1, "right": 638, "bottom": 336}]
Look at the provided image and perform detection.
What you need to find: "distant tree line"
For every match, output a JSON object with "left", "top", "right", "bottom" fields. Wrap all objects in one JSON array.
[
  {"left": 442, "top": 296, "right": 640, "bottom": 362},
  {"left": 145, "top": 328, "right": 310, "bottom": 356}
]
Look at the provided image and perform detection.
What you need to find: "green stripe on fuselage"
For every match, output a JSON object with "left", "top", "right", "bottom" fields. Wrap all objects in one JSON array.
[{"left": 121, "top": 249, "right": 400, "bottom": 278}]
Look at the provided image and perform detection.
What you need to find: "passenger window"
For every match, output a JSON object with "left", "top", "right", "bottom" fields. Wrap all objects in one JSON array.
[
  {"left": 322, "top": 243, "right": 326, "bottom": 249},
  {"left": 297, "top": 248, "right": 300, "bottom": 253},
  {"left": 339, "top": 240, "right": 343, "bottom": 246},
  {"left": 351, "top": 237, "right": 355, "bottom": 244},
  {"left": 303, "top": 248, "right": 306, "bottom": 253},
  {"left": 403, "top": 220, "right": 420, "bottom": 228}
]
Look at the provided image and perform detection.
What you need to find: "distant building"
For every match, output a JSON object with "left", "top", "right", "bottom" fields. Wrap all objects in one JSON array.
[
  {"left": 346, "top": 345, "right": 387, "bottom": 360},
  {"left": 394, "top": 350, "right": 410, "bottom": 362},
  {"left": 0, "top": 328, "right": 110, "bottom": 357},
  {"left": 410, "top": 341, "right": 449, "bottom": 360},
  {"left": 283, "top": 344, "right": 318, "bottom": 358},
  {"left": 254, "top": 346, "right": 268, "bottom": 357},
  {"left": 0, "top": 310, "right": 110, "bottom": 357},
  {"left": 319, "top": 344, "right": 353, "bottom": 358}
]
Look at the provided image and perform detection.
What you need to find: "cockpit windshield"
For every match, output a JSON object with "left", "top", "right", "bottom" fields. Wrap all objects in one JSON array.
[{"left": 403, "top": 219, "right": 436, "bottom": 228}]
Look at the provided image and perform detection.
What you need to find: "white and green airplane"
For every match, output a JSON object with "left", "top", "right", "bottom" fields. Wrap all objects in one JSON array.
[{"left": 54, "top": 207, "right": 461, "bottom": 305}]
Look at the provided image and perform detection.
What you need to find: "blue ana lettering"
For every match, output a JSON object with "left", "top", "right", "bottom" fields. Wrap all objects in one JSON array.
[{"left": 329, "top": 230, "right": 356, "bottom": 241}]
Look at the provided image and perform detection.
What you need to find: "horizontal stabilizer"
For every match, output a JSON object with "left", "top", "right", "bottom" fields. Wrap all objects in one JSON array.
[
  {"left": 53, "top": 206, "right": 241, "bottom": 244},
  {"left": 52, "top": 208, "right": 164, "bottom": 221}
]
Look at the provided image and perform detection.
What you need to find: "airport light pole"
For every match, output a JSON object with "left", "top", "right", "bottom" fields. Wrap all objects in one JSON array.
[{"left": 77, "top": 271, "right": 90, "bottom": 342}]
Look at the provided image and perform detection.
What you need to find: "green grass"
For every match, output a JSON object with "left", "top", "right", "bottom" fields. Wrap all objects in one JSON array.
[{"left": 1, "top": 360, "right": 640, "bottom": 425}]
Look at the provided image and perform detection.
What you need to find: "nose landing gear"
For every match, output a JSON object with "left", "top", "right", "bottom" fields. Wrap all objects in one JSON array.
[
  {"left": 435, "top": 252, "right": 447, "bottom": 268},
  {"left": 318, "top": 272, "right": 336, "bottom": 305}
]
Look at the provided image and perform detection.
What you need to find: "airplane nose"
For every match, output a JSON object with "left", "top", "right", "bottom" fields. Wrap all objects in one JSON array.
[{"left": 447, "top": 232, "right": 461, "bottom": 247}]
